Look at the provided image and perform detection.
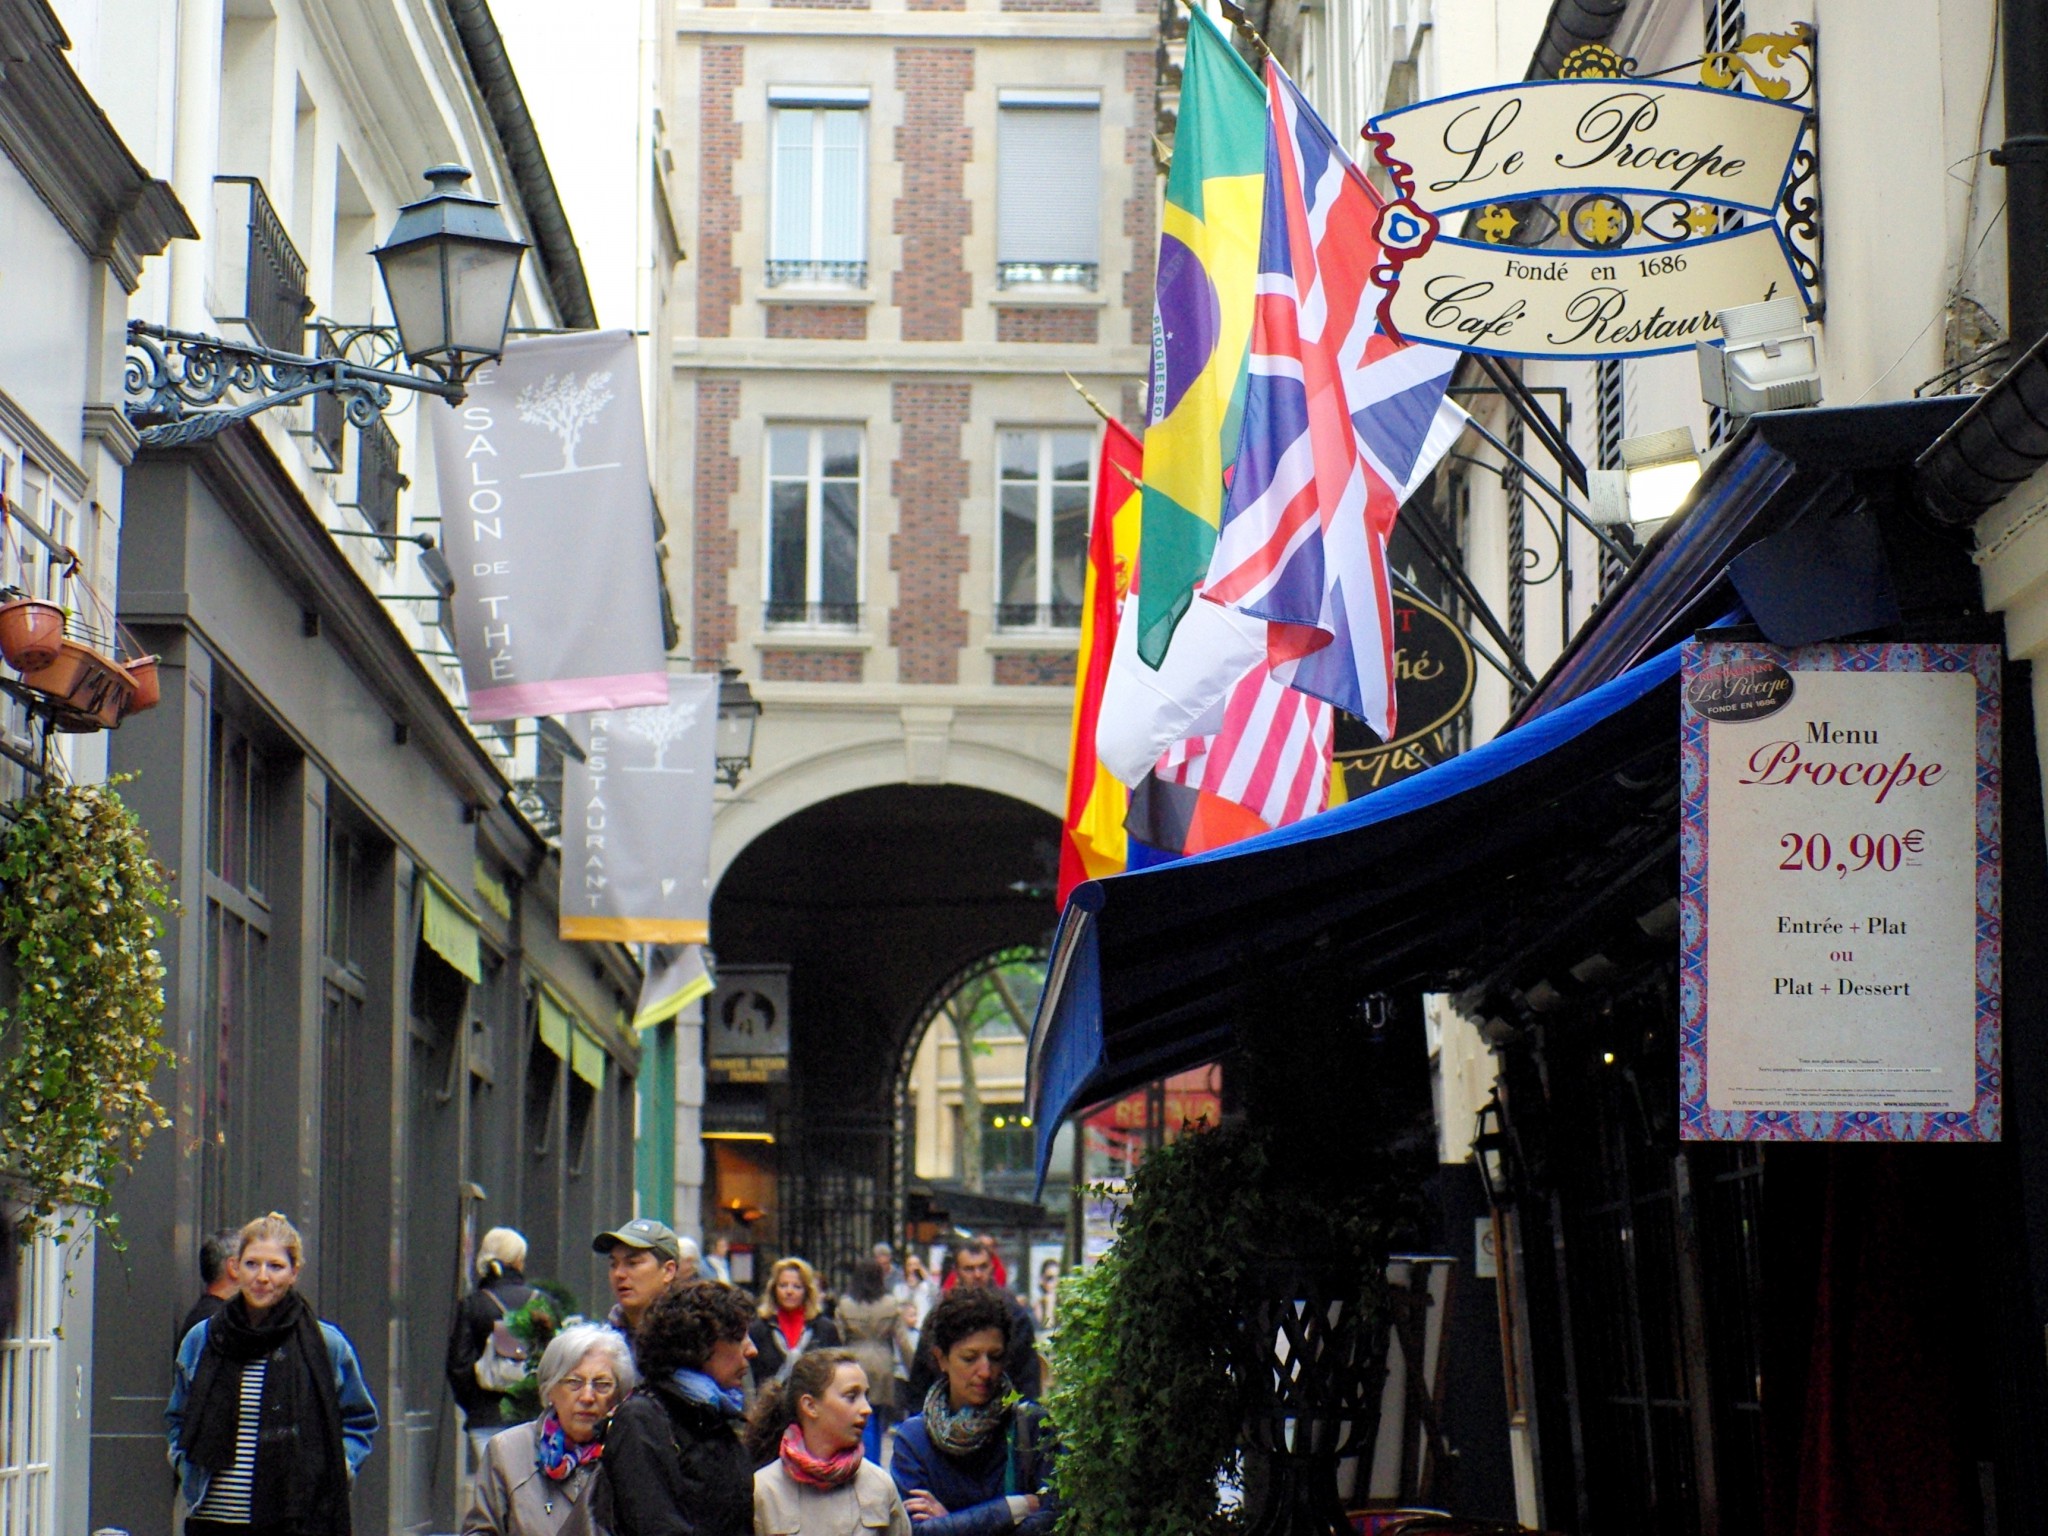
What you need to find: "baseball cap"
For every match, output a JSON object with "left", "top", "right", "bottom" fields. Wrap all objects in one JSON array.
[{"left": 592, "top": 1218, "right": 680, "bottom": 1262}]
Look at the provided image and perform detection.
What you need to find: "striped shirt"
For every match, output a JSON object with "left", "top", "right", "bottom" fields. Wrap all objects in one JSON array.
[{"left": 192, "top": 1360, "right": 267, "bottom": 1524}]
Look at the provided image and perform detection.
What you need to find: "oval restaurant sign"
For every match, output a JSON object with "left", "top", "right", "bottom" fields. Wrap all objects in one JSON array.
[
  {"left": 1678, "top": 639, "right": 2001, "bottom": 1143},
  {"left": 1365, "top": 70, "right": 1814, "bottom": 359},
  {"left": 1337, "top": 596, "right": 1475, "bottom": 795}
]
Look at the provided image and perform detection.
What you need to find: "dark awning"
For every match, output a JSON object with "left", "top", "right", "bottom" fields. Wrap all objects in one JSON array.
[{"left": 1026, "top": 397, "right": 1977, "bottom": 1182}]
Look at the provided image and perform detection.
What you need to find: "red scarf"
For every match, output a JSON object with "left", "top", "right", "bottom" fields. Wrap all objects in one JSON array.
[
  {"left": 776, "top": 1307, "right": 808, "bottom": 1350},
  {"left": 779, "top": 1423, "right": 863, "bottom": 1489}
]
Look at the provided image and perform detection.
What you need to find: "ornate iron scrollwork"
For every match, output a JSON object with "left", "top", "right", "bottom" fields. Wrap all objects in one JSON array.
[{"left": 123, "top": 320, "right": 459, "bottom": 450}]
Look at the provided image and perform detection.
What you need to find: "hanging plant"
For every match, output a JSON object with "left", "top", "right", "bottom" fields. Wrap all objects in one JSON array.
[
  {"left": 1046, "top": 1119, "right": 1409, "bottom": 1536},
  {"left": 0, "top": 776, "right": 174, "bottom": 1244}
]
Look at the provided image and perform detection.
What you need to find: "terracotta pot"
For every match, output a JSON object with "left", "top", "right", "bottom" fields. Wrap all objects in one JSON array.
[
  {"left": 124, "top": 655, "right": 161, "bottom": 713},
  {"left": 21, "top": 640, "right": 131, "bottom": 731},
  {"left": 0, "top": 599, "right": 66, "bottom": 672}
]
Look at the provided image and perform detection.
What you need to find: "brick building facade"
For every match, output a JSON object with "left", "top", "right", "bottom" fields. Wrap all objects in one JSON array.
[{"left": 656, "top": 0, "right": 1156, "bottom": 1254}]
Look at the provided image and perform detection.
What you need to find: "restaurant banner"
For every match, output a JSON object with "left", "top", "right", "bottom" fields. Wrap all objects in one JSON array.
[
  {"left": 430, "top": 330, "right": 669, "bottom": 722},
  {"left": 1381, "top": 224, "right": 1805, "bottom": 360},
  {"left": 1678, "top": 640, "right": 2002, "bottom": 1141},
  {"left": 560, "top": 672, "right": 717, "bottom": 944},
  {"left": 1367, "top": 79, "right": 1806, "bottom": 216}
]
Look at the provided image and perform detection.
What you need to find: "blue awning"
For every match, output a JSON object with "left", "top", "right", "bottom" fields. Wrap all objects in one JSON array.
[{"left": 1029, "top": 645, "right": 1682, "bottom": 1180}]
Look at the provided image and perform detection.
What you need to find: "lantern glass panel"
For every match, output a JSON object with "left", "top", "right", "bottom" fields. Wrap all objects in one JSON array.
[{"left": 377, "top": 240, "right": 452, "bottom": 362}]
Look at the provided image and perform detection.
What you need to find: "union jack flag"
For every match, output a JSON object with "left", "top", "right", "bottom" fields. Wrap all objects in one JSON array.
[{"left": 1202, "top": 61, "right": 1465, "bottom": 744}]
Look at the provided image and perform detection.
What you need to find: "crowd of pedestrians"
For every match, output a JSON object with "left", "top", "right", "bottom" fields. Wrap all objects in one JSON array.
[{"left": 164, "top": 1214, "right": 1054, "bottom": 1536}]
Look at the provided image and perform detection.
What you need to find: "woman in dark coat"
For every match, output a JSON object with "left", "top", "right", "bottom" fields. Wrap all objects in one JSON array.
[
  {"left": 446, "top": 1226, "right": 538, "bottom": 1455},
  {"left": 606, "top": 1280, "right": 760, "bottom": 1536},
  {"left": 747, "top": 1256, "right": 841, "bottom": 1389},
  {"left": 889, "top": 1289, "right": 1053, "bottom": 1536}
]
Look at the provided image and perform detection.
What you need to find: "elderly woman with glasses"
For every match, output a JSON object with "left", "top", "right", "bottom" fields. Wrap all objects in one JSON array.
[{"left": 463, "top": 1324, "right": 637, "bottom": 1536}]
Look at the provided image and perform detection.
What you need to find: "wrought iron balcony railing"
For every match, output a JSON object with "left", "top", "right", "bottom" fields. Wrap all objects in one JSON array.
[
  {"left": 996, "top": 261, "right": 1099, "bottom": 291},
  {"left": 996, "top": 601, "right": 1082, "bottom": 631},
  {"left": 764, "top": 599, "right": 862, "bottom": 629},
  {"left": 309, "top": 325, "right": 344, "bottom": 470},
  {"left": 343, "top": 415, "right": 407, "bottom": 551},
  {"left": 765, "top": 259, "right": 868, "bottom": 289},
  {"left": 213, "top": 177, "right": 310, "bottom": 352}
]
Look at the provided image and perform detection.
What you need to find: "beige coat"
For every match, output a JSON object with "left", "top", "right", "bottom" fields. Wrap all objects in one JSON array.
[
  {"left": 753, "top": 1458, "right": 911, "bottom": 1536},
  {"left": 462, "top": 1421, "right": 611, "bottom": 1536}
]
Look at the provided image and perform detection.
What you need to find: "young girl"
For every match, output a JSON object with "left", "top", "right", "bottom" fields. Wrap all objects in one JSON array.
[{"left": 747, "top": 1349, "right": 910, "bottom": 1536}]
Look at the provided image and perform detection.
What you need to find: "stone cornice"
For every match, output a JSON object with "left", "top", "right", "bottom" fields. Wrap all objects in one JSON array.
[{"left": 0, "top": 0, "right": 194, "bottom": 292}]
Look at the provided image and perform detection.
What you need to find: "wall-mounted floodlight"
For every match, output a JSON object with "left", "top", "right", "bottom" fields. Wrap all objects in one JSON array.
[
  {"left": 1697, "top": 296, "right": 1823, "bottom": 418},
  {"left": 1588, "top": 427, "right": 1703, "bottom": 531}
]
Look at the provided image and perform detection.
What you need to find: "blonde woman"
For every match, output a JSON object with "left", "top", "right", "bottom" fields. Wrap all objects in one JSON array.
[
  {"left": 448, "top": 1226, "right": 541, "bottom": 1455},
  {"left": 463, "top": 1323, "right": 635, "bottom": 1536},
  {"left": 167, "top": 1212, "right": 380, "bottom": 1536},
  {"left": 747, "top": 1257, "right": 841, "bottom": 1388}
]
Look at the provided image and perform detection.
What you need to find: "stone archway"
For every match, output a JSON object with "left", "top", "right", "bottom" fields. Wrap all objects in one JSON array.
[{"left": 705, "top": 783, "right": 1060, "bottom": 1278}]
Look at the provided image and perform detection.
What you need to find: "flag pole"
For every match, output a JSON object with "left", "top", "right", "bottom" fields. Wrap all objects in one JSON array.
[{"left": 1063, "top": 372, "right": 1119, "bottom": 428}]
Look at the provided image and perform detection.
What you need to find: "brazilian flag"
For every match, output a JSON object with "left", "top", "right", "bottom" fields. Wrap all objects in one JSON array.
[{"left": 1134, "top": 6, "right": 1266, "bottom": 668}]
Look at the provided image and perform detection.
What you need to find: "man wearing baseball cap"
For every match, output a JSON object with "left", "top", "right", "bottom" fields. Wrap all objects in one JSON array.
[{"left": 593, "top": 1218, "right": 681, "bottom": 1338}]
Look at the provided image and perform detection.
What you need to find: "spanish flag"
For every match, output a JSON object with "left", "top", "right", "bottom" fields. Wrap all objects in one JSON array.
[
  {"left": 1132, "top": 5, "right": 1267, "bottom": 669},
  {"left": 1057, "top": 418, "right": 1145, "bottom": 907}
]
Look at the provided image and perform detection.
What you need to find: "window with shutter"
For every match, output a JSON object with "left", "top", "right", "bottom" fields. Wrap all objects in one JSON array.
[{"left": 997, "top": 99, "right": 1100, "bottom": 289}]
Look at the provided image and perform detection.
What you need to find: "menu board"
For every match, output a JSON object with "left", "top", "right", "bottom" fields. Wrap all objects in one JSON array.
[{"left": 1678, "top": 640, "right": 2002, "bottom": 1141}]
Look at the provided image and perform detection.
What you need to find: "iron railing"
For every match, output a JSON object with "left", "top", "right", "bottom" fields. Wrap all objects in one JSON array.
[
  {"left": 345, "top": 416, "right": 406, "bottom": 548},
  {"left": 997, "top": 261, "right": 1099, "bottom": 290},
  {"left": 764, "top": 599, "right": 861, "bottom": 628},
  {"left": 765, "top": 258, "right": 867, "bottom": 288},
  {"left": 309, "top": 326, "right": 344, "bottom": 469},
  {"left": 996, "top": 601, "right": 1082, "bottom": 631},
  {"left": 215, "top": 177, "right": 309, "bottom": 352}
]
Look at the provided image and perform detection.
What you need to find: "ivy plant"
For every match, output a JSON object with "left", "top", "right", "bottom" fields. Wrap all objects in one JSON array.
[
  {"left": 1046, "top": 1119, "right": 1405, "bottom": 1536},
  {"left": 0, "top": 777, "right": 173, "bottom": 1244}
]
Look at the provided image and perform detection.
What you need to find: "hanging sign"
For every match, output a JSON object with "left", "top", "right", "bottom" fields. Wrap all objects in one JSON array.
[
  {"left": 707, "top": 966, "right": 791, "bottom": 1083},
  {"left": 560, "top": 672, "right": 717, "bottom": 944},
  {"left": 1678, "top": 640, "right": 2002, "bottom": 1142},
  {"left": 1380, "top": 224, "right": 1805, "bottom": 360},
  {"left": 1367, "top": 79, "right": 1806, "bottom": 216},
  {"left": 430, "top": 330, "right": 669, "bottom": 722},
  {"left": 1336, "top": 596, "right": 1475, "bottom": 794}
]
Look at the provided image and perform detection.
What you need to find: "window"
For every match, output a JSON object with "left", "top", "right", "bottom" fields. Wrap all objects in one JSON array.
[
  {"left": 202, "top": 711, "right": 276, "bottom": 1233},
  {"left": 997, "top": 429, "right": 1090, "bottom": 630},
  {"left": 765, "top": 426, "right": 861, "bottom": 628},
  {"left": 997, "top": 94, "right": 1100, "bottom": 289},
  {"left": 768, "top": 98, "right": 867, "bottom": 288}
]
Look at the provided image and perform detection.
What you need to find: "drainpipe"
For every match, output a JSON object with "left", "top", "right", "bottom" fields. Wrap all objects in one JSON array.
[{"left": 1997, "top": 0, "right": 2048, "bottom": 351}]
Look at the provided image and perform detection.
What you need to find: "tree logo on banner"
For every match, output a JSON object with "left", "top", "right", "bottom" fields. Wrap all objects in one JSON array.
[
  {"left": 516, "top": 370, "right": 621, "bottom": 476},
  {"left": 620, "top": 697, "right": 702, "bottom": 774}
]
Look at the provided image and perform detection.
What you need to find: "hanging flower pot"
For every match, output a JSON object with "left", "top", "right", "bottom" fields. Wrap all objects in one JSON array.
[
  {"left": 20, "top": 640, "right": 135, "bottom": 731},
  {"left": 123, "top": 655, "right": 161, "bottom": 714},
  {"left": 0, "top": 599, "right": 66, "bottom": 672}
]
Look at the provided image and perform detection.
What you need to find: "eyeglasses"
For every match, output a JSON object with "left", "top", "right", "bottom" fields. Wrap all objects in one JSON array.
[{"left": 560, "top": 1377, "right": 618, "bottom": 1397}]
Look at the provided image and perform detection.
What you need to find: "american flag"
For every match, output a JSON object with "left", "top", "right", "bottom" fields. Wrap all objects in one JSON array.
[
  {"left": 1152, "top": 662, "right": 1333, "bottom": 833},
  {"left": 1201, "top": 61, "right": 1464, "bottom": 745}
]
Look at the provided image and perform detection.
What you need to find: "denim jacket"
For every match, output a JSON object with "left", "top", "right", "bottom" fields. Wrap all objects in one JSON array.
[{"left": 166, "top": 1314, "right": 381, "bottom": 1512}]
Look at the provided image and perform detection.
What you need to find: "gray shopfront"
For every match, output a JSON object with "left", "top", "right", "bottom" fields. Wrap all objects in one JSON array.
[{"left": 90, "top": 423, "right": 639, "bottom": 1536}]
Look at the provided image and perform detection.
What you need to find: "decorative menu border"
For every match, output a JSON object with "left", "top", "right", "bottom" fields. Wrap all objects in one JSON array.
[{"left": 1678, "top": 640, "right": 2003, "bottom": 1142}]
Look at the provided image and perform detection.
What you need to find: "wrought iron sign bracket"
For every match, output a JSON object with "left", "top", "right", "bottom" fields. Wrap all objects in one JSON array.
[{"left": 123, "top": 320, "right": 463, "bottom": 450}]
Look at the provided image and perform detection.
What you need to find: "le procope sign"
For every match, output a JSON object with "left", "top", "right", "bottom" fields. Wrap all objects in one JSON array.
[{"left": 1678, "top": 641, "right": 2002, "bottom": 1142}]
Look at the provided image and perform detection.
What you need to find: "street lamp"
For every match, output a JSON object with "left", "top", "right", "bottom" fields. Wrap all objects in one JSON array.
[
  {"left": 373, "top": 165, "right": 527, "bottom": 387},
  {"left": 125, "top": 164, "right": 528, "bottom": 448},
  {"left": 715, "top": 667, "right": 762, "bottom": 789}
]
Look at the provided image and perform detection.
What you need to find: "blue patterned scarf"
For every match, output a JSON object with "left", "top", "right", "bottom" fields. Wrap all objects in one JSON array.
[
  {"left": 534, "top": 1409, "right": 604, "bottom": 1482},
  {"left": 672, "top": 1367, "right": 747, "bottom": 1419}
]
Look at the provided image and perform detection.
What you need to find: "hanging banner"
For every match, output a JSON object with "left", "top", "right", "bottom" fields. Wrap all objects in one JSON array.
[
  {"left": 1380, "top": 223, "right": 1804, "bottom": 360},
  {"left": 560, "top": 672, "right": 716, "bottom": 944},
  {"left": 635, "top": 943, "right": 715, "bottom": 1030},
  {"left": 430, "top": 330, "right": 669, "bottom": 722},
  {"left": 1678, "top": 640, "right": 2002, "bottom": 1142},
  {"left": 1367, "top": 79, "right": 1806, "bottom": 216},
  {"left": 707, "top": 966, "right": 790, "bottom": 1083}
]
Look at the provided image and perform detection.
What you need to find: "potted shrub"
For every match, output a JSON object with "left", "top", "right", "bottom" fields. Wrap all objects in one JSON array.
[{"left": 0, "top": 598, "right": 65, "bottom": 672}]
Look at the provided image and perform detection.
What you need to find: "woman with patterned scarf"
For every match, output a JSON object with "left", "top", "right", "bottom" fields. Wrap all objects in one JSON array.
[
  {"left": 609, "top": 1281, "right": 761, "bottom": 1536},
  {"left": 463, "top": 1324, "right": 635, "bottom": 1536},
  {"left": 745, "top": 1348, "right": 910, "bottom": 1535},
  {"left": 888, "top": 1290, "right": 1054, "bottom": 1536}
]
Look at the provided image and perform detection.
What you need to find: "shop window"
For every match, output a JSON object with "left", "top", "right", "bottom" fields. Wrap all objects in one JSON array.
[
  {"left": 996, "top": 429, "right": 1090, "bottom": 631},
  {"left": 764, "top": 425, "right": 862, "bottom": 628}
]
